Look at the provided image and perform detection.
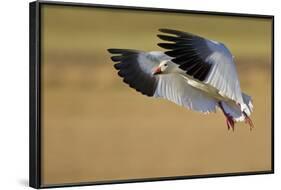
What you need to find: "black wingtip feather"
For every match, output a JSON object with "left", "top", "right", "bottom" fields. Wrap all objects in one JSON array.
[
  {"left": 159, "top": 28, "right": 184, "bottom": 36},
  {"left": 157, "top": 34, "right": 181, "bottom": 42},
  {"left": 159, "top": 28, "right": 196, "bottom": 38},
  {"left": 159, "top": 28, "right": 180, "bottom": 34},
  {"left": 107, "top": 48, "right": 140, "bottom": 55},
  {"left": 113, "top": 63, "right": 122, "bottom": 70},
  {"left": 157, "top": 43, "right": 175, "bottom": 49},
  {"left": 107, "top": 48, "right": 122, "bottom": 54},
  {"left": 110, "top": 56, "right": 123, "bottom": 62}
]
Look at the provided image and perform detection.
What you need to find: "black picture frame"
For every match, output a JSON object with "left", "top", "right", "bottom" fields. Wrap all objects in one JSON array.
[{"left": 29, "top": 0, "right": 274, "bottom": 188}]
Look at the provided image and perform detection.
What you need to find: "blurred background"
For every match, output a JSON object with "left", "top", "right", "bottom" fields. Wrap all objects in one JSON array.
[{"left": 41, "top": 4, "right": 272, "bottom": 186}]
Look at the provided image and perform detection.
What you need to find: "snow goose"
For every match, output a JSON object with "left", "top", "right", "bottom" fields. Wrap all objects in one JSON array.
[{"left": 107, "top": 29, "right": 254, "bottom": 130}]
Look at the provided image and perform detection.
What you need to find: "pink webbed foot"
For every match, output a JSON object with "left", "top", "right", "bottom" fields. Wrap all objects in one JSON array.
[
  {"left": 225, "top": 113, "right": 235, "bottom": 131},
  {"left": 243, "top": 111, "right": 254, "bottom": 130},
  {"left": 218, "top": 101, "right": 235, "bottom": 131}
]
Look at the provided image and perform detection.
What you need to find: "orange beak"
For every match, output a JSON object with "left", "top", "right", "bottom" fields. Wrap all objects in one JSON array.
[{"left": 153, "top": 67, "right": 162, "bottom": 75}]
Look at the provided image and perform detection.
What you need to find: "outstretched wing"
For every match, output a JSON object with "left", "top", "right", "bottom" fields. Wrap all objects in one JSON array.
[
  {"left": 158, "top": 28, "right": 244, "bottom": 104},
  {"left": 108, "top": 49, "right": 165, "bottom": 97},
  {"left": 108, "top": 49, "right": 217, "bottom": 113}
]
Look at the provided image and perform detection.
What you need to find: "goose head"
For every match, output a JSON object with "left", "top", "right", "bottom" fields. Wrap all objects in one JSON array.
[{"left": 152, "top": 60, "right": 170, "bottom": 75}]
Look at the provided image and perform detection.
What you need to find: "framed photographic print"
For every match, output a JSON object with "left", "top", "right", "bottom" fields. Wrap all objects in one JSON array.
[{"left": 29, "top": 0, "right": 274, "bottom": 188}]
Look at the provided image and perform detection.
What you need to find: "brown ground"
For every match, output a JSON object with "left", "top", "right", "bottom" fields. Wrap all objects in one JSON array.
[{"left": 40, "top": 5, "right": 273, "bottom": 186}]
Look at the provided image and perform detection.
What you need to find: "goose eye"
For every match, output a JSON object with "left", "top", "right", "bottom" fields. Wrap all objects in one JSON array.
[{"left": 164, "top": 64, "right": 168, "bottom": 66}]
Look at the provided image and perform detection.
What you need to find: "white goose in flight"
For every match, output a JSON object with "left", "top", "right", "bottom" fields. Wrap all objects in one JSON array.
[{"left": 108, "top": 29, "right": 254, "bottom": 130}]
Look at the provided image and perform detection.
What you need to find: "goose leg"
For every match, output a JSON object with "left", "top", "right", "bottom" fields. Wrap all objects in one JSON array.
[
  {"left": 243, "top": 111, "right": 254, "bottom": 130},
  {"left": 218, "top": 101, "right": 235, "bottom": 131}
]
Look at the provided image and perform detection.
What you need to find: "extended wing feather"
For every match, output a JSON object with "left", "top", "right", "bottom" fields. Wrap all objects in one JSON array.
[
  {"left": 108, "top": 49, "right": 167, "bottom": 96},
  {"left": 157, "top": 28, "right": 244, "bottom": 104}
]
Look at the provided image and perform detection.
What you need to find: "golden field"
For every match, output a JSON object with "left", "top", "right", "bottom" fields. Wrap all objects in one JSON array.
[{"left": 40, "top": 5, "right": 273, "bottom": 185}]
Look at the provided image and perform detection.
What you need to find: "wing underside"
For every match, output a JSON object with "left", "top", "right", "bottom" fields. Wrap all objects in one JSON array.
[
  {"left": 108, "top": 49, "right": 162, "bottom": 96},
  {"left": 154, "top": 74, "right": 218, "bottom": 113}
]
